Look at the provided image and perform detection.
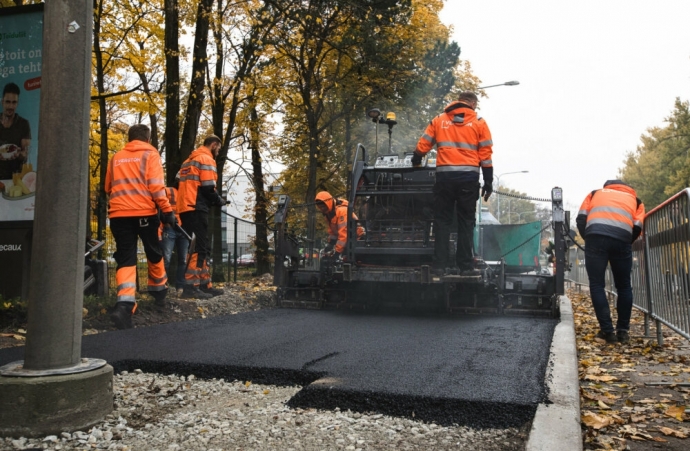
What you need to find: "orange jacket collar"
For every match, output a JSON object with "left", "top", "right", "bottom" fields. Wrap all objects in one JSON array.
[
  {"left": 443, "top": 101, "right": 477, "bottom": 119},
  {"left": 190, "top": 145, "right": 214, "bottom": 160},
  {"left": 123, "top": 139, "right": 157, "bottom": 153}
]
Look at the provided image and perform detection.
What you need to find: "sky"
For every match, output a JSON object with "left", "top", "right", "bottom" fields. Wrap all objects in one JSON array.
[{"left": 440, "top": 0, "right": 690, "bottom": 212}]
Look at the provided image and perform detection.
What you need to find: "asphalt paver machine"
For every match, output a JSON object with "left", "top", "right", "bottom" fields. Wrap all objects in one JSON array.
[{"left": 274, "top": 145, "right": 568, "bottom": 317}]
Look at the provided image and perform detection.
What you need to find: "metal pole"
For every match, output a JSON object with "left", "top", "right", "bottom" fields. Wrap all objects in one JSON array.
[
  {"left": 496, "top": 177, "right": 501, "bottom": 222},
  {"left": 23, "top": 1, "right": 97, "bottom": 371},
  {"left": 233, "top": 218, "right": 238, "bottom": 282},
  {"left": 552, "top": 190, "right": 565, "bottom": 295}
]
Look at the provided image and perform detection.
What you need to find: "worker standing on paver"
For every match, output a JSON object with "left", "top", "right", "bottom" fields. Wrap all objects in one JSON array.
[
  {"left": 106, "top": 124, "right": 175, "bottom": 329},
  {"left": 576, "top": 180, "right": 645, "bottom": 344},
  {"left": 177, "top": 135, "right": 227, "bottom": 299},
  {"left": 411, "top": 91, "right": 494, "bottom": 276}
]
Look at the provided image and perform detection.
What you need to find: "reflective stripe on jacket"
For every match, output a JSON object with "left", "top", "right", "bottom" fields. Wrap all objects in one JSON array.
[
  {"left": 415, "top": 101, "right": 493, "bottom": 182},
  {"left": 576, "top": 182, "right": 645, "bottom": 243},
  {"left": 105, "top": 140, "right": 171, "bottom": 218},
  {"left": 177, "top": 146, "right": 223, "bottom": 214}
]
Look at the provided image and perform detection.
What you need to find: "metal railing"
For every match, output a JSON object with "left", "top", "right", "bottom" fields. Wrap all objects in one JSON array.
[
  {"left": 642, "top": 189, "right": 690, "bottom": 343},
  {"left": 565, "top": 189, "right": 690, "bottom": 343}
]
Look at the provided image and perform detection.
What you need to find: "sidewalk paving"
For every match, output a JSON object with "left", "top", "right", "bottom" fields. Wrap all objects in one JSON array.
[{"left": 570, "top": 289, "right": 690, "bottom": 450}]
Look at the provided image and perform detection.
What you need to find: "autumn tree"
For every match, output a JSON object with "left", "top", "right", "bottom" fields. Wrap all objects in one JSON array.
[
  {"left": 91, "top": 0, "right": 166, "bottom": 243},
  {"left": 620, "top": 99, "right": 690, "bottom": 209}
]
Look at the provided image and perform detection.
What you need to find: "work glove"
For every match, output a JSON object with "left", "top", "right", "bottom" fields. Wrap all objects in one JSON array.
[
  {"left": 324, "top": 242, "right": 335, "bottom": 254},
  {"left": 333, "top": 251, "right": 342, "bottom": 261},
  {"left": 481, "top": 184, "right": 493, "bottom": 202},
  {"left": 411, "top": 152, "right": 423, "bottom": 167},
  {"left": 162, "top": 211, "right": 177, "bottom": 226}
]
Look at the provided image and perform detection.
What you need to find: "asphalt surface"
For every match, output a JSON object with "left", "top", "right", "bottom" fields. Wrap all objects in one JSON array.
[{"left": 0, "top": 309, "right": 557, "bottom": 429}]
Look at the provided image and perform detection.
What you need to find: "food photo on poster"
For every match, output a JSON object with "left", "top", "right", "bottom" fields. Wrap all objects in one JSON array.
[{"left": 0, "top": 6, "right": 43, "bottom": 222}]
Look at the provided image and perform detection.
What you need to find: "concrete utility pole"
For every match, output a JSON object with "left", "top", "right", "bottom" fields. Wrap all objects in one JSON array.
[{"left": 0, "top": 1, "right": 113, "bottom": 437}]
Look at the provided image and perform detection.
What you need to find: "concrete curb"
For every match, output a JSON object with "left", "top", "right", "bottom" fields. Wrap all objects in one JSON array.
[{"left": 526, "top": 295, "right": 582, "bottom": 451}]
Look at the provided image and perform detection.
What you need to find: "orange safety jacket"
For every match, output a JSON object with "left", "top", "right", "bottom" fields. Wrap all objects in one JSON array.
[
  {"left": 576, "top": 180, "right": 645, "bottom": 244},
  {"left": 316, "top": 192, "right": 364, "bottom": 254},
  {"left": 105, "top": 140, "right": 172, "bottom": 218},
  {"left": 177, "top": 145, "right": 224, "bottom": 214},
  {"left": 414, "top": 101, "right": 493, "bottom": 182}
]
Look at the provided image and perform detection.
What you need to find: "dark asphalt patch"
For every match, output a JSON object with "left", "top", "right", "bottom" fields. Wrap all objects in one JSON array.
[
  {"left": 288, "top": 385, "right": 538, "bottom": 428},
  {"left": 0, "top": 309, "right": 557, "bottom": 429}
]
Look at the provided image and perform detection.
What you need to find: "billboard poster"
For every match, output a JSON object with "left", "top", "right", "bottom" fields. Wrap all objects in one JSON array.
[{"left": 0, "top": 5, "right": 43, "bottom": 222}]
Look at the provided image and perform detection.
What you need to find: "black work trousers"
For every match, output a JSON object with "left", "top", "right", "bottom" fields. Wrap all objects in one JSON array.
[
  {"left": 433, "top": 179, "right": 480, "bottom": 269},
  {"left": 180, "top": 210, "right": 210, "bottom": 264},
  {"left": 110, "top": 215, "right": 164, "bottom": 268}
]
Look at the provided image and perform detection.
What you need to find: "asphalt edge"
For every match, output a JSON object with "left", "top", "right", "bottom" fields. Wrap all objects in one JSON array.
[{"left": 526, "top": 295, "right": 583, "bottom": 451}]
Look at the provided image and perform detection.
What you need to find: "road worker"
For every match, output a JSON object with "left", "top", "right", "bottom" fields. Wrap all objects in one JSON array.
[
  {"left": 177, "top": 135, "right": 227, "bottom": 299},
  {"left": 106, "top": 124, "right": 175, "bottom": 329},
  {"left": 160, "top": 174, "right": 190, "bottom": 297},
  {"left": 411, "top": 91, "right": 494, "bottom": 275},
  {"left": 315, "top": 191, "right": 364, "bottom": 259},
  {"left": 576, "top": 180, "right": 645, "bottom": 344}
]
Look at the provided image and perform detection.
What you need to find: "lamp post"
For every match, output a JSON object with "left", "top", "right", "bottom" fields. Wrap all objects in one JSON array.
[
  {"left": 496, "top": 170, "right": 529, "bottom": 223},
  {"left": 478, "top": 80, "right": 520, "bottom": 89}
]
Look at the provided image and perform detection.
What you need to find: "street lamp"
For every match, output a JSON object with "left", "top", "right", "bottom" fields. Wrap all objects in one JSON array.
[
  {"left": 478, "top": 80, "right": 520, "bottom": 89},
  {"left": 495, "top": 170, "right": 528, "bottom": 223}
]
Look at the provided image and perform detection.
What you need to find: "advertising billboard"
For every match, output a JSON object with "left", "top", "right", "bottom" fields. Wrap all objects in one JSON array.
[{"left": 0, "top": 4, "right": 43, "bottom": 223}]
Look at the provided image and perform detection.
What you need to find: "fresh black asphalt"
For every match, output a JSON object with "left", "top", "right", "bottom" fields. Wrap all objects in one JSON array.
[{"left": 0, "top": 309, "right": 557, "bottom": 428}]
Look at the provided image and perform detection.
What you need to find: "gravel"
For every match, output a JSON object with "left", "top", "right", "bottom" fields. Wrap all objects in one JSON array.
[{"left": 1, "top": 370, "right": 528, "bottom": 450}]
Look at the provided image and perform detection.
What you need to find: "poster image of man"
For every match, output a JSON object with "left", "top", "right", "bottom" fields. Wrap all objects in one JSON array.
[{"left": 0, "top": 82, "right": 31, "bottom": 180}]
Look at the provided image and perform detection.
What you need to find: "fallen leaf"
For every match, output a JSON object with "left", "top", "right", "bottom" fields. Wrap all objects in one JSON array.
[
  {"left": 630, "top": 414, "right": 647, "bottom": 423},
  {"left": 12, "top": 335, "right": 25, "bottom": 341},
  {"left": 585, "top": 375, "right": 619, "bottom": 382},
  {"left": 244, "top": 381, "right": 252, "bottom": 387},
  {"left": 263, "top": 389, "right": 270, "bottom": 395},
  {"left": 598, "top": 400, "right": 611, "bottom": 410},
  {"left": 665, "top": 405, "right": 686, "bottom": 422},
  {"left": 658, "top": 426, "right": 688, "bottom": 438},
  {"left": 582, "top": 411, "right": 613, "bottom": 429}
]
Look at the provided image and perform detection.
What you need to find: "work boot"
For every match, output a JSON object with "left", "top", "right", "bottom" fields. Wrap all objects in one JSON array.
[
  {"left": 180, "top": 286, "right": 212, "bottom": 300},
  {"left": 150, "top": 288, "right": 168, "bottom": 306},
  {"left": 200, "top": 285, "right": 224, "bottom": 297},
  {"left": 617, "top": 330, "right": 630, "bottom": 343},
  {"left": 110, "top": 302, "right": 134, "bottom": 330},
  {"left": 595, "top": 330, "right": 618, "bottom": 344}
]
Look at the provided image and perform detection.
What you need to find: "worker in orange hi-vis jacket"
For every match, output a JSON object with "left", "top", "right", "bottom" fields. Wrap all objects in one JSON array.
[
  {"left": 315, "top": 191, "right": 364, "bottom": 260},
  {"left": 412, "top": 91, "right": 494, "bottom": 276},
  {"left": 177, "top": 135, "right": 228, "bottom": 299},
  {"left": 105, "top": 123, "right": 175, "bottom": 329},
  {"left": 576, "top": 179, "right": 645, "bottom": 344}
]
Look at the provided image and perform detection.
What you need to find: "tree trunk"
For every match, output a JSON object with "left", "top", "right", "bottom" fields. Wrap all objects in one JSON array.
[
  {"left": 179, "top": 0, "right": 213, "bottom": 157},
  {"left": 249, "top": 104, "right": 270, "bottom": 276},
  {"left": 93, "top": 0, "right": 108, "bottom": 253},
  {"left": 164, "top": 0, "right": 180, "bottom": 184}
]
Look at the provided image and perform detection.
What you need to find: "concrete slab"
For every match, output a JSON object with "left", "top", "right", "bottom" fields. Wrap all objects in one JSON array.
[{"left": 526, "top": 296, "right": 583, "bottom": 451}]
